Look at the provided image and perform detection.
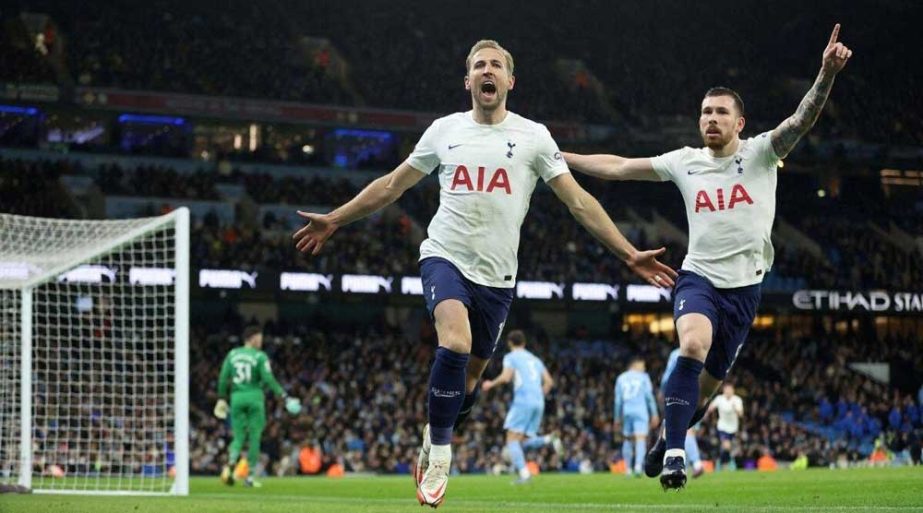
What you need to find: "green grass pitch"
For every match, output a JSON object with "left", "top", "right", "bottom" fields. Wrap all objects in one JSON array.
[{"left": 5, "top": 467, "right": 922, "bottom": 513}]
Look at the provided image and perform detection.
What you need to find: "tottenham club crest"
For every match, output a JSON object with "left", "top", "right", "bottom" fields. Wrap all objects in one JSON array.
[{"left": 506, "top": 141, "right": 516, "bottom": 158}]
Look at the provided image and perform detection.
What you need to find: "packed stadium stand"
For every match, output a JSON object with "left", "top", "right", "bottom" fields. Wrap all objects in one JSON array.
[
  {"left": 1, "top": 153, "right": 918, "bottom": 293},
  {"left": 3, "top": 1, "right": 923, "bottom": 143},
  {"left": 181, "top": 320, "right": 922, "bottom": 476}
]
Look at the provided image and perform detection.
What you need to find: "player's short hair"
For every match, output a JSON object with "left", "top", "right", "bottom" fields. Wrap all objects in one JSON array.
[
  {"left": 506, "top": 329, "right": 526, "bottom": 347},
  {"left": 242, "top": 324, "right": 262, "bottom": 343},
  {"left": 704, "top": 86, "right": 745, "bottom": 117},
  {"left": 466, "top": 40, "right": 515, "bottom": 76}
]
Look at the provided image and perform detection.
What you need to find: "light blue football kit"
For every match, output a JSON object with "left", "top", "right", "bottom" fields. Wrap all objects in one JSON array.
[
  {"left": 501, "top": 348, "right": 560, "bottom": 482},
  {"left": 503, "top": 349, "right": 547, "bottom": 436},
  {"left": 615, "top": 368, "right": 657, "bottom": 475}
]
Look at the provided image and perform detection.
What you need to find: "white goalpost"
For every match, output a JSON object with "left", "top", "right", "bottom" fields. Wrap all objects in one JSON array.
[{"left": 0, "top": 208, "right": 189, "bottom": 495}]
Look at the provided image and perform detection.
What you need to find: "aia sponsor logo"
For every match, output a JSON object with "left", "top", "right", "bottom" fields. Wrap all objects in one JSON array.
[
  {"left": 694, "top": 184, "right": 753, "bottom": 213},
  {"left": 450, "top": 165, "right": 511, "bottom": 194}
]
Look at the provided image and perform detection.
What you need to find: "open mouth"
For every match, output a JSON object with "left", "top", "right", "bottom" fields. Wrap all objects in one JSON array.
[{"left": 480, "top": 81, "right": 497, "bottom": 95}]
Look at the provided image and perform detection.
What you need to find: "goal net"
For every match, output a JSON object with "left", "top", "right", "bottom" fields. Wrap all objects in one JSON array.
[{"left": 0, "top": 208, "right": 189, "bottom": 495}]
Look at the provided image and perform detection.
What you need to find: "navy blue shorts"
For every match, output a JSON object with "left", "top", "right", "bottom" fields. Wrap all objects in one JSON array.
[
  {"left": 718, "top": 430, "right": 736, "bottom": 442},
  {"left": 672, "top": 271, "right": 761, "bottom": 380},
  {"left": 420, "top": 257, "right": 515, "bottom": 360}
]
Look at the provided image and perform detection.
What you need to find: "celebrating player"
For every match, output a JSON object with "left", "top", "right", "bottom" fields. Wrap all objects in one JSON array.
[
  {"left": 614, "top": 357, "right": 658, "bottom": 477},
  {"left": 705, "top": 383, "right": 744, "bottom": 471},
  {"left": 293, "top": 39, "right": 676, "bottom": 507},
  {"left": 660, "top": 347, "right": 704, "bottom": 478},
  {"left": 481, "top": 330, "right": 562, "bottom": 484},
  {"left": 214, "top": 325, "right": 301, "bottom": 487},
  {"left": 563, "top": 24, "right": 852, "bottom": 489}
]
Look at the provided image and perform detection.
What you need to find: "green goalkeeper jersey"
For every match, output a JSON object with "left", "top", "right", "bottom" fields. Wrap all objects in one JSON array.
[{"left": 218, "top": 346, "right": 285, "bottom": 400}]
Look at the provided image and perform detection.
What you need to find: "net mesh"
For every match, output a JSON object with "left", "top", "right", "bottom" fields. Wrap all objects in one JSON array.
[
  {"left": 0, "top": 213, "right": 180, "bottom": 493},
  {"left": 0, "top": 289, "right": 21, "bottom": 485}
]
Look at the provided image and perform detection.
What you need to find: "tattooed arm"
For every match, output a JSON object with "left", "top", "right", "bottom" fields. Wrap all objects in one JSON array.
[{"left": 771, "top": 24, "right": 853, "bottom": 159}]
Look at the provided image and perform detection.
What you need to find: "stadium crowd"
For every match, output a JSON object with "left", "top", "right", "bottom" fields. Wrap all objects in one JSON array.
[
  {"left": 7, "top": 154, "right": 919, "bottom": 478},
  {"left": 184, "top": 317, "right": 922, "bottom": 477},
  {"left": 728, "top": 331, "right": 923, "bottom": 466},
  {"left": 19, "top": 303, "right": 920, "bottom": 478},
  {"left": 0, "top": 157, "right": 80, "bottom": 218},
  {"left": 1, "top": 154, "right": 919, "bottom": 292},
  {"left": 96, "top": 162, "right": 220, "bottom": 200},
  {"left": 3, "top": 1, "right": 921, "bottom": 144}
]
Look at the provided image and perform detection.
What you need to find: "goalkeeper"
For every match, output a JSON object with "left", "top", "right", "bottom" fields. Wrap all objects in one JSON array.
[{"left": 214, "top": 325, "right": 301, "bottom": 487}]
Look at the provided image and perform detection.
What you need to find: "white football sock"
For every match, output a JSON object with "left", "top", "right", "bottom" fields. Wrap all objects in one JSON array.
[
  {"left": 429, "top": 443, "right": 451, "bottom": 463},
  {"left": 664, "top": 448, "right": 686, "bottom": 462}
]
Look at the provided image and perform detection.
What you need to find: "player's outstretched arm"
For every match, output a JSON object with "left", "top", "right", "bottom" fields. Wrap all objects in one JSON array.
[
  {"left": 562, "top": 152, "right": 660, "bottom": 181},
  {"left": 771, "top": 23, "right": 852, "bottom": 159},
  {"left": 293, "top": 162, "right": 426, "bottom": 254},
  {"left": 547, "top": 173, "right": 678, "bottom": 287},
  {"left": 481, "top": 367, "right": 515, "bottom": 393}
]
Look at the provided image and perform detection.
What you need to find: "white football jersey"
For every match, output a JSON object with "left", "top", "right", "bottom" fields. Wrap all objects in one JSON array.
[
  {"left": 406, "top": 111, "right": 569, "bottom": 288},
  {"left": 651, "top": 132, "right": 781, "bottom": 288},
  {"left": 711, "top": 394, "right": 744, "bottom": 434}
]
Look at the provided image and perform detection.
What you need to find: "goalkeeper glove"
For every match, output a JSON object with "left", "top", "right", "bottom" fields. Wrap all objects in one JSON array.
[
  {"left": 284, "top": 396, "right": 302, "bottom": 415},
  {"left": 213, "top": 399, "right": 229, "bottom": 420}
]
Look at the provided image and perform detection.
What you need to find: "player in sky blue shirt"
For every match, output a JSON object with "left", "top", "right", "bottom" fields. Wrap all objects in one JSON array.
[
  {"left": 662, "top": 348, "right": 704, "bottom": 477},
  {"left": 614, "top": 357, "right": 658, "bottom": 476},
  {"left": 482, "top": 330, "right": 562, "bottom": 483}
]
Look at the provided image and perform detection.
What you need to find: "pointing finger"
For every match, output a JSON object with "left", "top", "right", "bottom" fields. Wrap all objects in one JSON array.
[{"left": 828, "top": 23, "right": 840, "bottom": 47}]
